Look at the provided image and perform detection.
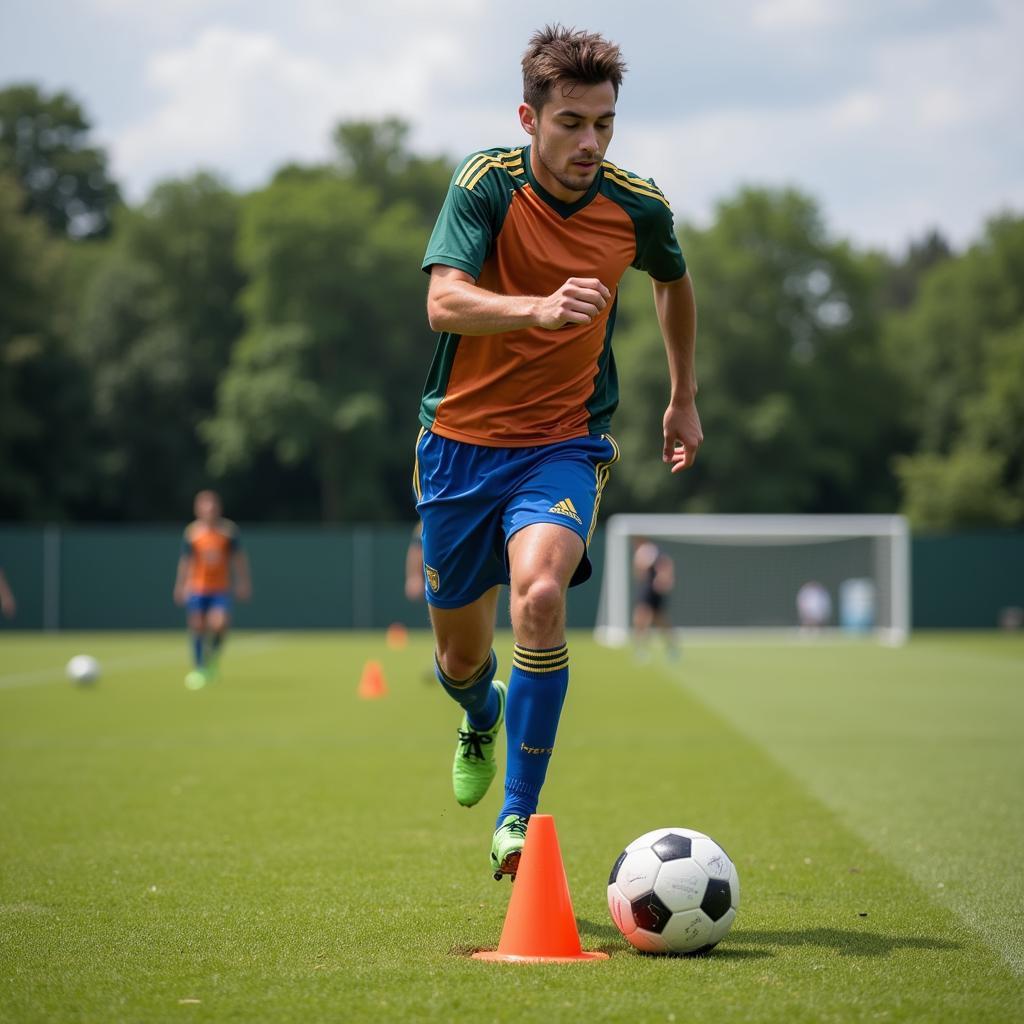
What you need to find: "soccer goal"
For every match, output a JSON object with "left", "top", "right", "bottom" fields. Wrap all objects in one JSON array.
[{"left": 595, "top": 514, "right": 911, "bottom": 646}]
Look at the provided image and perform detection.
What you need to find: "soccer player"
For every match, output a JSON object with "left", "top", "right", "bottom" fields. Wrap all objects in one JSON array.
[
  {"left": 797, "top": 580, "right": 832, "bottom": 632},
  {"left": 405, "top": 522, "right": 425, "bottom": 603},
  {"left": 0, "top": 567, "right": 16, "bottom": 620},
  {"left": 413, "top": 25, "right": 703, "bottom": 879},
  {"left": 632, "top": 538, "right": 678, "bottom": 660},
  {"left": 173, "top": 490, "right": 251, "bottom": 690}
]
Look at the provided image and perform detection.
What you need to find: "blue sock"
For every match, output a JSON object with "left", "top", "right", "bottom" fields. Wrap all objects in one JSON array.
[
  {"left": 191, "top": 633, "right": 204, "bottom": 668},
  {"left": 497, "top": 643, "right": 569, "bottom": 828},
  {"left": 435, "top": 651, "right": 499, "bottom": 731}
]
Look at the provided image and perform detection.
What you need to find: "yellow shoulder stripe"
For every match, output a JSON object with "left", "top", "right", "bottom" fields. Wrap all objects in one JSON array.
[
  {"left": 456, "top": 150, "right": 525, "bottom": 190},
  {"left": 602, "top": 162, "right": 671, "bottom": 209},
  {"left": 602, "top": 161, "right": 665, "bottom": 195}
]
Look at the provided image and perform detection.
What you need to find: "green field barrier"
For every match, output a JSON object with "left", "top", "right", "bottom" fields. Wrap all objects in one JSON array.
[{"left": 0, "top": 524, "right": 1018, "bottom": 631}]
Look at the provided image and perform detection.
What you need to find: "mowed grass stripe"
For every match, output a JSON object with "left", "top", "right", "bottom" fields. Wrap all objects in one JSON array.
[
  {"left": 0, "top": 632, "right": 281, "bottom": 690},
  {"left": 661, "top": 632, "right": 1024, "bottom": 975},
  {"left": 0, "top": 632, "right": 1020, "bottom": 1023}
]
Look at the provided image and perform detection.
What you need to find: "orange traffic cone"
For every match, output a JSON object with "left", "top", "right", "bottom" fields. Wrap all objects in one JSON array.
[
  {"left": 385, "top": 622, "right": 409, "bottom": 650},
  {"left": 472, "top": 814, "right": 609, "bottom": 963},
  {"left": 357, "top": 660, "right": 388, "bottom": 699}
]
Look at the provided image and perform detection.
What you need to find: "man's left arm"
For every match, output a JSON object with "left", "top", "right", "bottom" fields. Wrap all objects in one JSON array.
[{"left": 652, "top": 273, "right": 702, "bottom": 474}]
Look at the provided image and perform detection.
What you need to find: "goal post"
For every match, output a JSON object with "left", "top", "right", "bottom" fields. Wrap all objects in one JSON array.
[{"left": 595, "top": 514, "right": 911, "bottom": 647}]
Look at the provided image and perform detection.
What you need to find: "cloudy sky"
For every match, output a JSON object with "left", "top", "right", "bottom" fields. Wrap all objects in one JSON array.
[{"left": 2, "top": 0, "right": 1021, "bottom": 251}]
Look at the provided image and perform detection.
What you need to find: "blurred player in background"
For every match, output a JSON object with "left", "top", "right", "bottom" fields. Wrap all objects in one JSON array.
[
  {"left": 797, "top": 580, "right": 831, "bottom": 633},
  {"left": 0, "top": 567, "right": 16, "bottom": 619},
  {"left": 632, "top": 538, "right": 678, "bottom": 660},
  {"left": 414, "top": 25, "right": 701, "bottom": 879},
  {"left": 405, "top": 522, "right": 425, "bottom": 603},
  {"left": 402, "top": 522, "right": 437, "bottom": 681},
  {"left": 173, "top": 490, "right": 251, "bottom": 690}
]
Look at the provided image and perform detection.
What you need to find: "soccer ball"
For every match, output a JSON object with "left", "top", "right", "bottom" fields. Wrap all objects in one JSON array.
[
  {"left": 66, "top": 655, "right": 100, "bottom": 686},
  {"left": 608, "top": 827, "right": 740, "bottom": 954}
]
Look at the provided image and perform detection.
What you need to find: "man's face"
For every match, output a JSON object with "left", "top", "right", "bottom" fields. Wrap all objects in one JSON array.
[
  {"left": 195, "top": 493, "right": 220, "bottom": 523},
  {"left": 520, "top": 79, "right": 616, "bottom": 198}
]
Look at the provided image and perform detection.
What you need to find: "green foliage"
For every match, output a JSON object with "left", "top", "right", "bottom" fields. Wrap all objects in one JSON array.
[
  {"left": 885, "top": 215, "right": 1024, "bottom": 528},
  {"left": 0, "top": 83, "right": 120, "bottom": 238},
  {"left": 0, "top": 79, "right": 1020, "bottom": 528},
  {"left": 611, "top": 188, "right": 903, "bottom": 515},
  {"left": 895, "top": 449, "right": 1021, "bottom": 530},
  {"left": 71, "top": 174, "right": 246, "bottom": 518},
  {"left": 205, "top": 135, "right": 436, "bottom": 521},
  {"left": 0, "top": 176, "right": 91, "bottom": 517},
  {"left": 879, "top": 228, "right": 952, "bottom": 311}
]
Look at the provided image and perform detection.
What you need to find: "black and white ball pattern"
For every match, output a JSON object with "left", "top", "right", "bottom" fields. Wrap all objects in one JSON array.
[{"left": 608, "top": 827, "right": 740, "bottom": 954}]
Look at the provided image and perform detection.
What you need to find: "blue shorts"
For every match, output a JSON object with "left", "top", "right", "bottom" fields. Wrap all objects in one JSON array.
[
  {"left": 185, "top": 591, "right": 232, "bottom": 614},
  {"left": 413, "top": 429, "right": 619, "bottom": 609}
]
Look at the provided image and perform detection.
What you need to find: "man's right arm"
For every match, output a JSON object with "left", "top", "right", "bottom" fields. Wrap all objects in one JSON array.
[{"left": 426, "top": 266, "right": 611, "bottom": 335}]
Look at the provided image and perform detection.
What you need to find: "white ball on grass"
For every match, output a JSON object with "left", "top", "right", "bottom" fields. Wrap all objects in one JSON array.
[{"left": 66, "top": 655, "right": 101, "bottom": 686}]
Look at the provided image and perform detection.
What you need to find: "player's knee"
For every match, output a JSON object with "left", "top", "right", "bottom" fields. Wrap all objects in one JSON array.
[
  {"left": 513, "top": 575, "right": 565, "bottom": 629},
  {"left": 187, "top": 613, "right": 204, "bottom": 632},
  {"left": 434, "top": 644, "right": 490, "bottom": 684}
]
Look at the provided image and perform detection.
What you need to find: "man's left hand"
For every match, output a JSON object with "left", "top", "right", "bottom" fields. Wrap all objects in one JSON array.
[{"left": 663, "top": 400, "right": 703, "bottom": 474}]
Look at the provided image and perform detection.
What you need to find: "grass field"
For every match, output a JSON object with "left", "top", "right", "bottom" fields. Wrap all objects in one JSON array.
[{"left": 2, "top": 630, "right": 1022, "bottom": 1023}]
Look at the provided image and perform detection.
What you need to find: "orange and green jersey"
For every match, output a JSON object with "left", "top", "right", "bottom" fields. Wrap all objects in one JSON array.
[
  {"left": 420, "top": 145, "right": 686, "bottom": 447},
  {"left": 181, "top": 519, "right": 240, "bottom": 595}
]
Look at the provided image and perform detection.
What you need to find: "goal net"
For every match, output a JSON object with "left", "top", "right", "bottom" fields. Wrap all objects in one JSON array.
[{"left": 595, "top": 514, "right": 910, "bottom": 646}]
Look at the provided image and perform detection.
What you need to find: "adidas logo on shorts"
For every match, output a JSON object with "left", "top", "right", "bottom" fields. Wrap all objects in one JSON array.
[{"left": 548, "top": 498, "right": 583, "bottom": 525}]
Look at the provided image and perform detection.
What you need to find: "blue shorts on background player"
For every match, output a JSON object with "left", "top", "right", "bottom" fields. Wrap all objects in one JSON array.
[{"left": 185, "top": 592, "right": 232, "bottom": 615}]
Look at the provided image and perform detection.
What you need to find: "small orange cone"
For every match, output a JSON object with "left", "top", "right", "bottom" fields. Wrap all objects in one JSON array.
[
  {"left": 357, "top": 660, "right": 388, "bottom": 700},
  {"left": 385, "top": 622, "right": 409, "bottom": 650},
  {"left": 472, "top": 814, "right": 608, "bottom": 963}
]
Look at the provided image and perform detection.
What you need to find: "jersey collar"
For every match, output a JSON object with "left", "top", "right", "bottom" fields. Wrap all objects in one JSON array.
[{"left": 522, "top": 145, "right": 603, "bottom": 219}]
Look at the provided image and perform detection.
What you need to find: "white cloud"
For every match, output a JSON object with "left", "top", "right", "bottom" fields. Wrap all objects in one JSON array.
[
  {"left": 112, "top": 24, "right": 468, "bottom": 195},
  {"left": 88, "top": 0, "right": 1023, "bottom": 248},
  {"left": 619, "top": 1, "right": 1024, "bottom": 249},
  {"left": 752, "top": 0, "right": 845, "bottom": 32}
]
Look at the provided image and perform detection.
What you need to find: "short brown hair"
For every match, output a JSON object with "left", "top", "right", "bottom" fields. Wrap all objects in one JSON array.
[{"left": 522, "top": 25, "right": 627, "bottom": 112}]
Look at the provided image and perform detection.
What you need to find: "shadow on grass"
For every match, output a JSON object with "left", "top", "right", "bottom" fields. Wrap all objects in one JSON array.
[
  {"left": 732, "top": 927, "right": 963, "bottom": 958},
  {"left": 576, "top": 918, "right": 771, "bottom": 959},
  {"left": 576, "top": 919, "right": 961, "bottom": 961},
  {"left": 576, "top": 917, "right": 623, "bottom": 942}
]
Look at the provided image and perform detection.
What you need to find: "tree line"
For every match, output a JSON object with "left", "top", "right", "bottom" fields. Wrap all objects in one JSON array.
[{"left": 1, "top": 84, "right": 1021, "bottom": 529}]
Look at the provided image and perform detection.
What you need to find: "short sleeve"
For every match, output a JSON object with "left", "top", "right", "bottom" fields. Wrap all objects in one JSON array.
[
  {"left": 421, "top": 160, "right": 500, "bottom": 279},
  {"left": 633, "top": 201, "right": 687, "bottom": 283}
]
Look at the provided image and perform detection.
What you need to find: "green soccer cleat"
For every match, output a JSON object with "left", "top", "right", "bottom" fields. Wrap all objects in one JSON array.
[
  {"left": 184, "top": 669, "right": 207, "bottom": 691},
  {"left": 490, "top": 814, "right": 528, "bottom": 880},
  {"left": 452, "top": 679, "right": 506, "bottom": 807}
]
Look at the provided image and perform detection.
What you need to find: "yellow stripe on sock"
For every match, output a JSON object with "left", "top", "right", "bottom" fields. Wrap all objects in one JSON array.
[
  {"left": 512, "top": 644, "right": 569, "bottom": 673},
  {"left": 513, "top": 644, "right": 567, "bottom": 662},
  {"left": 513, "top": 656, "right": 570, "bottom": 674}
]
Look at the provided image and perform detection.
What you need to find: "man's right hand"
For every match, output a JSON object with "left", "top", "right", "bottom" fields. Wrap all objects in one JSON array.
[{"left": 535, "top": 277, "right": 611, "bottom": 330}]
